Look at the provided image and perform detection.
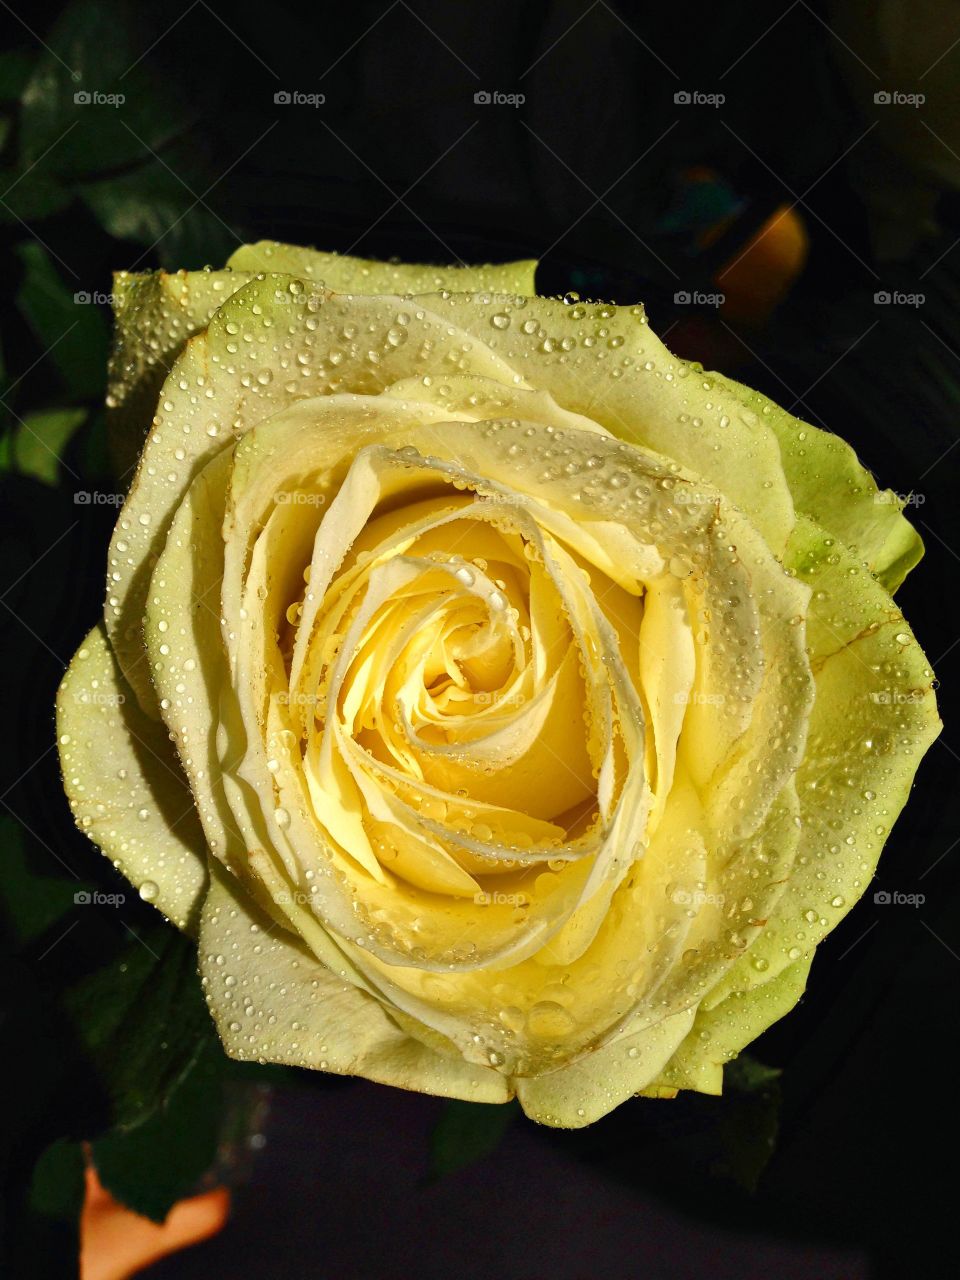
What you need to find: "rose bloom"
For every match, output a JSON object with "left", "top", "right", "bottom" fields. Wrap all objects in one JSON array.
[{"left": 57, "top": 242, "right": 939, "bottom": 1126}]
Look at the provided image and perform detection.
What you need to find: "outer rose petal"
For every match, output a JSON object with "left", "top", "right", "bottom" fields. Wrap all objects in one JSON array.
[
  {"left": 107, "top": 269, "right": 254, "bottom": 476},
  {"left": 705, "top": 515, "right": 940, "bottom": 1002},
  {"left": 56, "top": 624, "right": 207, "bottom": 931},
  {"left": 654, "top": 955, "right": 814, "bottom": 1095},
  {"left": 709, "top": 370, "right": 923, "bottom": 592},
  {"left": 515, "top": 1006, "right": 697, "bottom": 1128},
  {"left": 200, "top": 862, "right": 512, "bottom": 1104},
  {"left": 417, "top": 291, "right": 797, "bottom": 553},
  {"left": 226, "top": 240, "right": 538, "bottom": 296}
]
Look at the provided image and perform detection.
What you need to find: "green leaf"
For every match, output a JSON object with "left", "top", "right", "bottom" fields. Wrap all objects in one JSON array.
[
  {"left": 81, "top": 159, "right": 237, "bottom": 270},
  {"left": 92, "top": 1039, "right": 224, "bottom": 1223},
  {"left": 63, "top": 922, "right": 215, "bottom": 1131},
  {"left": 18, "top": 0, "right": 193, "bottom": 180},
  {"left": 0, "top": 50, "right": 35, "bottom": 102},
  {"left": 724, "top": 1052, "right": 782, "bottom": 1093},
  {"left": 13, "top": 241, "right": 108, "bottom": 400},
  {"left": 9, "top": 1139, "right": 86, "bottom": 1280},
  {"left": 0, "top": 815, "right": 84, "bottom": 947},
  {"left": 429, "top": 1099, "right": 518, "bottom": 1180},
  {"left": 28, "top": 1138, "right": 86, "bottom": 1221},
  {"left": 0, "top": 171, "right": 72, "bottom": 222},
  {"left": 4, "top": 407, "right": 87, "bottom": 485},
  {"left": 713, "top": 1054, "right": 783, "bottom": 1191}
]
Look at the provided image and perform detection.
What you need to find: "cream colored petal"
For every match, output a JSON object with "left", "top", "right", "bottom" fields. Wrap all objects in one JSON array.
[
  {"left": 106, "top": 268, "right": 254, "bottom": 476},
  {"left": 105, "top": 278, "right": 521, "bottom": 714},
  {"left": 56, "top": 624, "right": 207, "bottom": 932},
  {"left": 416, "top": 292, "right": 796, "bottom": 553},
  {"left": 515, "top": 1006, "right": 696, "bottom": 1127},
  {"left": 225, "top": 241, "right": 537, "bottom": 295},
  {"left": 200, "top": 862, "right": 512, "bottom": 1102},
  {"left": 637, "top": 572, "right": 695, "bottom": 825}
]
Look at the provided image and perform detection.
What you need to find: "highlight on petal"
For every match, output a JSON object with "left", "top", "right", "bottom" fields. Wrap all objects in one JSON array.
[
  {"left": 226, "top": 240, "right": 538, "bottom": 296},
  {"left": 106, "top": 268, "right": 254, "bottom": 476},
  {"left": 200, "top": 862, "right": 512, "bottom": 1103},
  {"left": 56, "top": 624, "right": 207, "bottom": 932}
]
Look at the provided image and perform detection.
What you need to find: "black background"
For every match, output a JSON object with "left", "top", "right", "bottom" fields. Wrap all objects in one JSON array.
[{"left": 2, "top": 2, "right": 959, "bottom": 1277}]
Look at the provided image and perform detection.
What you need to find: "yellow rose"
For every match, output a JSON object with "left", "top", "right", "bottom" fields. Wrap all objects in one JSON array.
[{"left": 57, "top": 241, "right": 940, "bottom": 1126}]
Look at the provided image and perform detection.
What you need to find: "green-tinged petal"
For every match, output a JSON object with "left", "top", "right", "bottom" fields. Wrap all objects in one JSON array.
[
  {"left": 199, "top": 862, "right": 513, "bottom": 1103},
  {"left": 656, "top": 955, "right": 813, "bottom": 1095},
  {"left": 226, "top": 241, "right": 538, "bottom": 295},
  {"left": 711, "top": 369, "right": 923, "bottom": 591},
  {"left": 706, "top": 515, "right": 939, "bottom": 1002},
  {"left": 515, "top": 1006, "right": 696, "bottom": 1127},
  {"left": 417, "top": 292, "right": 797, "bottom": 552},
  {"left": 55, "top": 624, "right": 207, "bottom": 932},
  {"left": 106, "top": 268, "right": 254, "bottom": 477}
]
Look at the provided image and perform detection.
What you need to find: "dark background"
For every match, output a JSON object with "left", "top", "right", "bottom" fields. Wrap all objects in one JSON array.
[{"left": 1, "top": 2, "right": 959, "bottom": 1278}]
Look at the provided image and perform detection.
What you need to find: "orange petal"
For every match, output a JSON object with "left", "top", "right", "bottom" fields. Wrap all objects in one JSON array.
[{"left": 80, "top": 1165, "right": 230, "bottom": 1280}]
